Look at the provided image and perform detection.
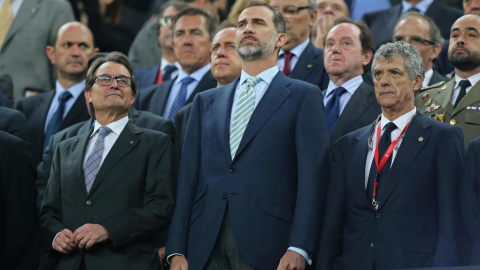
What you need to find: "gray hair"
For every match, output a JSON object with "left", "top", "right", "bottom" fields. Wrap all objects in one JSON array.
[
  {"left": 308, "top": 0, "right": 316, "bottom": 10},
  {"left": 394, "top": 12, "right": 444, "bottom": 46},
  {"left": 372, "top": 42, "right": 425, "bottom": 80}
]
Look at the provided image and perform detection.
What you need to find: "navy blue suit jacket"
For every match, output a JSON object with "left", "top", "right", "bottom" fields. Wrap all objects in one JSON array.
[
  {"left": 290, "top": 42, "right": 328, "bottom": 90},
  {"left": 166, "top": 73, "right": 329, "bottom": 269},
  {"left": 134, "top": 70, "right": 217, "bottom": 117},
  {"left": 318, "top": 113, "right": 464, "bottom": 269},
  {"left": 135, "top": 64, "right": 159, "bottom": 91}
]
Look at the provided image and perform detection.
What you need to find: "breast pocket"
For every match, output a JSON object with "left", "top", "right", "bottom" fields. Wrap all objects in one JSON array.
[{"left": 465, "top": 110, "right": 480, "bottom": 125}]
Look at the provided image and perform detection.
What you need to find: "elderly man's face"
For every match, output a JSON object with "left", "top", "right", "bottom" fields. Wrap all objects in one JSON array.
[
  {"left": 373, "top": 56, "right": 422, "bottom": 114},
  {"left": 85, "top": 62, "right": 135, "bottom": 118},
  {"left": 211, "top": 27, "right": 242, "bottom": 86},
  {"left": 448, "top": 14, "right": 480, "bottom": 72},
  {"left": 316, "top": 0, "right": 348, "bottom": 20}
]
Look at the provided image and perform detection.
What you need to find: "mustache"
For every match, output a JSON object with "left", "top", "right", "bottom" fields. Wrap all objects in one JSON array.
[
  {"left": 240, "top": 35, "right": 259, "bottom": 44},
  {"left": 452, "top": 45, "right": 470, "bottom": 53}
]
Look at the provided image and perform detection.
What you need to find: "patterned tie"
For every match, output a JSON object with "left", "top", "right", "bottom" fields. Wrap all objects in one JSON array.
[
  {"left": 366, "top": 122, "right": 397, "bottom": 199},
  {"left": 282, "top": 52, "right": 293, "bottom": 77},
  {"left": 454, "top": 80, "right": 471, "bottom": 108},
  {"left": 325, "top": 87, "right": 346, "bottom": 135},
  {"left": 43, "top": 91, "right": 73, "bottom": 150},
  {"left": 168, "top": 76, "right": 194, "bottom": 121},
  {"left": 0, "top": 0, "right": 12, "bottom": 51},
  {"left": 230, "top": 76, "right": 261, "bottom": 159},
  {"left": 84, "top": 126, "right": 112, "bottom": 193}
]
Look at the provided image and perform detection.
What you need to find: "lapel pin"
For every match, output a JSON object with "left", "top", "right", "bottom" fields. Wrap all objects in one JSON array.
[
  {"left": 130, "top": 141, "right": 134, "bottom": 144},
  {"left": 422, "top": 93, "right": 429, "bottom": 100},
  {"left": 441, "top": 85, "right": 447, "bottom": 90},
  {"left": 31, "top": 7, "right": 36, "bottom": 13},
  {"left": 307, "top": 64, "right": 312, "bottom": 68},
  {"left": 418, "top": 137, "right": 423, "bottom": 141}
]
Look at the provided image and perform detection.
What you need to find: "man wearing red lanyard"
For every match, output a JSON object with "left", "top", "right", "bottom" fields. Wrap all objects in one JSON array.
[{"left": 317, "top": 42, "right": 465, "bottom": 270}]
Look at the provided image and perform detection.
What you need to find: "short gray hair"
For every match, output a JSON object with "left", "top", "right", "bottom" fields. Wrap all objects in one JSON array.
[
  {"left": 372, "top": 42, "right": 425, "bottom": 80},
  {"left": 394, "top": 12, "right": 444, "bottom": 46}
]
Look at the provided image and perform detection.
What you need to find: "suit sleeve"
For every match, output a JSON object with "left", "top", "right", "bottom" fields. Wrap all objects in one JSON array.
[
  {"left": 433, "top": 125, "right": 464, "bottom": 266},
  {"left": 288, "top": 85, "right": 330, "bottom": 256},
  {"left": 100, "top": 133, "right": 175, "bottom": 246},
  {"left": 36, "top": 134, "right": 58, "bottom": 211},
  {"left": 5, "top": 111, "right": 29, "bottom": 142}
]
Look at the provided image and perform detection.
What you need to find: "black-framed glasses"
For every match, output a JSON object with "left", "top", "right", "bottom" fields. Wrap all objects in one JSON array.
[
  {"left": 279, "top": 6, "right": 311, "bottom": 17},
  {"left": 95, "top": 75, "right": 131, "bottom": 87},
  {"left": 394, "top": 35, "right": 435, "bottom": 45},
  {"left": 160, "top": 16, "right": 173, "bottom": 27}
]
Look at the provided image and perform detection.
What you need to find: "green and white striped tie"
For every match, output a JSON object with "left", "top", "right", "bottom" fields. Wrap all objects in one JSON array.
[
  {"left": 0, "top": 0, "right": 12, "bottom": 51},
  {"left": 230, "top": 76, "right": 260, "bottom": 159}
]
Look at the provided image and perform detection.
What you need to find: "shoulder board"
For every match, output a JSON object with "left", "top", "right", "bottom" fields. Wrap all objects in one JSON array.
[{"left": 419, "top": 81, "right": 446, "bottom": 92}]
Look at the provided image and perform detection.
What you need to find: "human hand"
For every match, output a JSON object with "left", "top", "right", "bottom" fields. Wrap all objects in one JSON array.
[
  {"left": 73, "top": 223, "right": 109, "bottom": 250},
  {"left": 277, "top": 250, "right": 307, "bottom": 270},
  {"left": 170, "top": 255, "right": 188, "bottom": 270},
  {"left": 53, "top": 228, "right": 76, "bottom": 254}
]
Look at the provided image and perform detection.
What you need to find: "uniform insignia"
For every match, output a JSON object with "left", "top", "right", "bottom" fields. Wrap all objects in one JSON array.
[
  {"left": 424, "top": 98, "right": 432, "bottom": 106},
  {"left": 433, "top": 113, "right": 444, "bottom": 122},
  {"left": 467, "top": 106, "right": 480, "bottom": 110},
  {"left": 422, "top": 93, "right": 429, "bottom": 100},
  {"left": 425, "top": 105, "right": 440, "bottom": 113},
  {"left": 441, "top": 85, "right": 447, "bottom": 90},
  {"left": 450, "top": 119, "right": 456, "bottom": 125}
]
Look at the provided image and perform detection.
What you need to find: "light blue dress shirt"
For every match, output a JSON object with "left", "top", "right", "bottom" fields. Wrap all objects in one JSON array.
[
  {"left": 277, "top": 38, "right": 310, "bottom": 73},
  {"left": 401, "top": 0, "right": 434, "bottom": 14}
]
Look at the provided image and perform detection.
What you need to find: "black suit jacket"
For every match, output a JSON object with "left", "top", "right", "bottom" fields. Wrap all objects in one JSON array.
[
  {"left": 0, "top": 130, "right": 38, "bottom": 269},
  {"left": 40, "top": 121, "right": 174, "bottom": 270},
  {"left": 362, "top": 2, "right": 463, "bottom": 49},
  {"left": 328, "top": 82, "right": 381, "bottom": 145},
  {"left": 173, "top": 103, "right": 192, "bottom": 168},
  {"left": 289, "top": 42, "right": 327, "bottom": 90},
  {"left": 318, "top": 114, "right": 464, "bottom": 269},
  {"left": 0, "top": 107, "right": 29, "bottom": 142},
  {"left": 134, "top": 70, "right": 217, "bottom": 117},
  {"left": 16, "top": 90, "right": 90, "bottom": 165}
]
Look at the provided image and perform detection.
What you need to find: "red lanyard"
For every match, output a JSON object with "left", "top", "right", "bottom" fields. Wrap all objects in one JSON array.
[{"left": 372, "top": 121, "right": 409, "bottom": 199}]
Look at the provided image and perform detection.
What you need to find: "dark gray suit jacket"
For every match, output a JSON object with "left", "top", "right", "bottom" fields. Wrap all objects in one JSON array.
[{"left": 0, "top": 107, "right": 29, "bottom": 142}]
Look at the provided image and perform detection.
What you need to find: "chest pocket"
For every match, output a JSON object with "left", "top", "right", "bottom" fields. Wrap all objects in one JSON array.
[{"left": 465, "top": 110, "right": 480, "bottom": 125}]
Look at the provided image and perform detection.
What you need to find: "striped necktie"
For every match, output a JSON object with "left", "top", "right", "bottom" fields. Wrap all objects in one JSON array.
[
  {"left": 230, "top": 76, "right": 261, "bottom": 159},
  {"left": 84, "top": 126, "right": 112, "bottom": 193},
  {"left": 0, "top": 0, "right": 12, "bottom": 51}
]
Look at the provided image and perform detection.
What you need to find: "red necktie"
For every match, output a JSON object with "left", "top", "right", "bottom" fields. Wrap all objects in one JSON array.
[
  {"left": 156, "top": 67, "right": 163, "bottom": 84},
  {"left": 282, "top": 52, "right": 293, "bottom": 77}
]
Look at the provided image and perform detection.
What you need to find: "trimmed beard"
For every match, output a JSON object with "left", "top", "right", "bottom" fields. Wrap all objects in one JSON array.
[{"left": 236, "top": 32, "right": 277, "bottom": 61}]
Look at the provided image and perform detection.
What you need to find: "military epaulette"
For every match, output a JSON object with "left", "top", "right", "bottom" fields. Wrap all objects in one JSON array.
[{"left": 418, "top": 81, "right": 446, "bottom": 92}]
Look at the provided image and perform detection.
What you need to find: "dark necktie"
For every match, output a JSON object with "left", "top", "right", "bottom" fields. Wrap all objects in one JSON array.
[
  {"left": 366, "top": 122, "right": 397, "bottom": 199},
  {"left": 325, "top": 87, "right": 346, "bottom": 135},
  {"left": 282, "top": 52, "right": 293, "bottom": 77},
  {"left": 44, "top": 91, "right": 72, "bottom": 150},
  {"left": 168, "top": 76, "right": 195, "bottom": 121},
  {"left": 407, "top": 6, "right": 420, "bottom": 12},
  {"left": 162, "top": 64, "right": 177, "bottom": 82},
  {"left": 454, "top": 80, "right": 471, "bottom": 108}
]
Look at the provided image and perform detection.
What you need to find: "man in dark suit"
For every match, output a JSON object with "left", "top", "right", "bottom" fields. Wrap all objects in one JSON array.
[
  {"left": 323, "top": 18, "right": 381, "bottom": 145},
  {"left": 17, "top": 22, "right": 99, "bottom": 166},
  {"left": 362, "top": 0, "right": 462, "bottom": 49},
  {"left": 40, "top": 52, "right": 174, "bottom": 270},
  {"left": 0, "top": 106, "right": 29, "bottom": 141},
  {"left": 393, "top": 12, "right": 446, "bottom": 87},
  {"left": 134, "top": 1, "right": 188, "bottom": 90},
  {"left": 271, "top": 0, "right": 328, "bottom": 90},
  {"left": 166, "top": 2, "right": 329, "bottom": 269},
  {"left": 0, "top": 130, "right": 38, "bottom": 269},
  {"left": 318, "top": 42, "right": 464, "bottom": 269},
  {"left": 134, "top": 7, "right": 218, "bottom": 121}
]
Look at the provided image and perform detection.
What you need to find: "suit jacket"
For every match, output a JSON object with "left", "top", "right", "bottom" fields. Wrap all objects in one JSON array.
[
  {"left": 134, "top": 70, "right": 217, "bottom": 117},
  {"left": 328, "top": 82, "right": 381, "bottom": 145},
  {"left": 0, "top": 107, "right": 29, "bottom": 142},
  {"left": 318, "top": 114, "right": 464, "bottom": 269},
  {"left": 0, "top": 74, "right": 13, "bottom": 107},
  {"left": 173, "top": 103, "right": 192, "bottom": 167},
  {"left": 135, "top": 64, "right": 160, "bottom": 91},
  {"left": 166, "top": 73, "right": 330, "bottom": 269},
  {"left": 0, "top": 130, "right": 38, "bottom": 270},
  {"left": 362, "top": 1, "right": 463, "bottom": 49},
  {"left": 415, "top": 78, "right": 480, "bottom": 148},
  {"left": 16, "top": 90, "right": 91, "bottom": 166},
  {"left": 290, "top": 42, "right": 327, "bottom": 90},
  {"left": 40, "top": 121, "right": 174, "bottom": 270},
  {"left": 429, "top": 70, "right": 447, "bottom": 86},
  {"left": 0, "top": 0, "right": 74, "bottom": 103}
]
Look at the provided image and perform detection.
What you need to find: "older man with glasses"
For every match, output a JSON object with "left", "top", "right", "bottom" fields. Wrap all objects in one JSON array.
[{"left": 271, "top": 0, "right": 329, "bottom": 90}]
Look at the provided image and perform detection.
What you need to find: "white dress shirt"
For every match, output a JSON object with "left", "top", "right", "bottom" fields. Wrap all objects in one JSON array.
[{"left": 451, "top": 73, "right": 480, "bottom": 105}]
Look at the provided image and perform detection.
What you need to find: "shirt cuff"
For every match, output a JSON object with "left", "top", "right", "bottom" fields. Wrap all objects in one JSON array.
[
  {"left": 52, "top": 232, "right": 61, "bottom": 249},
  {"left": 288, "top": 246, "right": 312, "bottom": 265},
  {"left": 166, "top": 253, "right": 185, "bottom": 265}
]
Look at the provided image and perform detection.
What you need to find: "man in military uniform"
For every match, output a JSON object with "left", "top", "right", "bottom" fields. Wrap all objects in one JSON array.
[{"left": 415, "top": 14, "right": 480, "bottom": 148}]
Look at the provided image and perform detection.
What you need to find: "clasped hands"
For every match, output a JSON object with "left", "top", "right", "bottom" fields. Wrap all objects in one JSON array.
[{"left": 53, "top": 224, "right": 109, "bottom": 254}]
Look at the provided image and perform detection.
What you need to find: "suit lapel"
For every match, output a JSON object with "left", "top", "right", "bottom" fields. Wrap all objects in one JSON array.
[
  {"left": 290, "top": 43, "right": 321, "bottom": 81},
  {"left": 88, "top": 122, "right": 142, "bottom": 195},
  {"left": 209, "top": 79, "right": 237, "bottom": 163},
  {"left": 4, "top": 0, "right": 39, "bottom": 47},
  {"left": 60, "top": 94, "right": 88, "bottom": 129},
  {"left": 36, "top": 91, "right": 55, "bottom": 143},
  {"left": 352, "top": 125, "right": 374, "bottom": 207},
  {"left": 186, "top": 70, "right": 217, "bottom": 104},
  {"left": 152, "top": 80, "right": 174, "bottom": 116},
  {"left": 376, "top": 114, "right": 431, "bottom": 211},
  {"left": 233, "top": 73, "right": 291, "bottom": 160},
  {"left": 452, "top": 80, "right": 480, "bottom": 116},
  {"left": 73, "top": 130, "right": 92, "bottom": 196}
]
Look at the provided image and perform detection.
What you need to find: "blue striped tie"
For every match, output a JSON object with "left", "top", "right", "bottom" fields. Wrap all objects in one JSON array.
[
  {"left": 84, "top": 126, "right": 112, "bottom": 193},
  {"left": 168, "top": 76, "right": 194, "bottom": 121},
  {"left": 230, "top": 76, "right": 261, "bottom": 159}
]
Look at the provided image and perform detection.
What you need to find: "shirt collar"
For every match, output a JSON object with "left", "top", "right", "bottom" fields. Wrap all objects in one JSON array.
[
  {"left": 239, "top": 65, "right": 280, "bottom": 86},
  {"left": 402, "top": 0, "right": 433, "bottom": 14},
  {"left": 279, "top": 38, "right": 310, "bottom": 58},
  {"left": 55, "top": 80, "right": 85, "bottom": 101},
  {"left": 176, "top": 64, "right": 211, "bottom": 85},
  {"left": 92, "top": 115, "right": 129, "bottom": 137},
  {"left": 380, "top": 107, "right": 417, "bottom": 133},
  {"left": 160, "top": 57, "right": 181, "bottom": 70},
  {"left": 454, "top": 73, "right": 480, "bottom": 89},
  {"left": 325, "top": 75, "right": 364, "bottom": 97}
]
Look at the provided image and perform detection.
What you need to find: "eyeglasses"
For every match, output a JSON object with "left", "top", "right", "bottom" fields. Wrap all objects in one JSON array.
[
  {"left": 278, "top": 6, "right": 311, "bottom": 17},
  {"left": 160, "top": 16, "right": 173, "bottom": 27},
  {"left": 394, "top": 36, "right": 435, "bottom": 45},
  {"left": 95, "top": 75, "right": 131, "bottom": 87}
]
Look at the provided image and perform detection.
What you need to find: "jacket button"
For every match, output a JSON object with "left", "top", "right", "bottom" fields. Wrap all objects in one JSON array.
[
  {"left": 376, "top": 213, "right": 381, "bottom": 218},
  {"left": 450, "top": 119, "right": 456, "bottom": 125},
  {"left": 86, "top": 200, "right": 91, "bottom": 205},
  {"left": 229, "top": 168, "right": 234, "bottom": 173},
  {"left": 371, "top": 243, "right": 374, "bottom": 248},
  {"left": 223, "top": 194, "right": 227, "bottom": 199}
]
